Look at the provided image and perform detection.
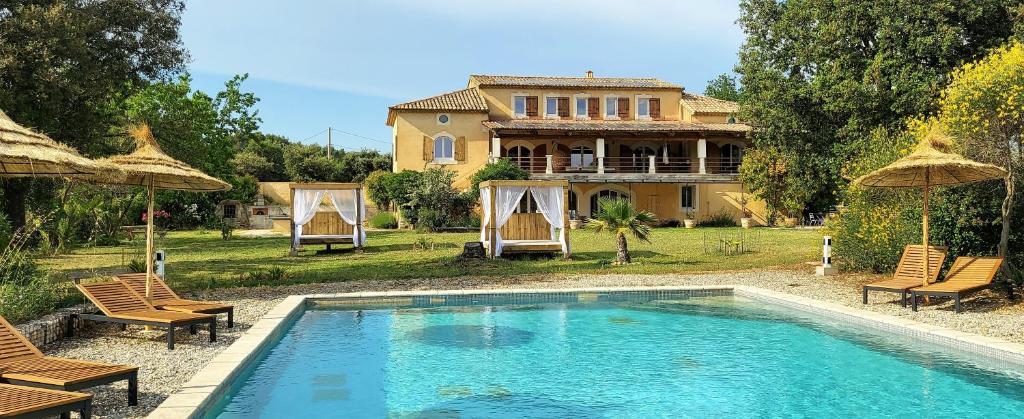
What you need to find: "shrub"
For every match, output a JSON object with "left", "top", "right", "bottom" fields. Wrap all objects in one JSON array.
[
  {"left": 0, "top": 276, "right": 63, "bottom": 324},
  {"left": 219, "top": 219, "right": 235, "bottom": 240},
  {"left": 365, "top": 170, "right": 394, "bottom": 209},
  {"left": 404, "top": 168, "right": 473, "bottom": 230},
  {"left": 652, "top": 218, "right": 681, "bottom": 228},
  {"left": 697, "top": 210, "right": 737, "bottom": 227},
  {"left": 239, "top": 266, "right": 289, "bottom": 286},
  {"left": 467, "top": 159, "right": 529, "bottom": 200},
  {"left": 369, "top": 212, "right": 398, "bottom": 229},
  {"left": 127, "top": 258, "right": 146, "bottom": 273}
]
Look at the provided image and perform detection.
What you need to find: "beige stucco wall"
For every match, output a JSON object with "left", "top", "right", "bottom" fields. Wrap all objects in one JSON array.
[
  {"left": 475, "top": 86, "right": 683, "bottom": 121},
  {"left": 259, "top": 182, "right": 291, "bottom": 204},
  {"left": 392, "top": 111, "right": 491, "bottom": 188},
  {"left": 571, "top": 182, "right": 767, "bottom": 225}
]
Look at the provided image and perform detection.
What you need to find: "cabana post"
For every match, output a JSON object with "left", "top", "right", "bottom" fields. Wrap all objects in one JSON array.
[
  {"left": 479, "top": 180, "right": 571, "bottom": 258},
  {"left": 289, "top": 182, "right": 366, "bottom": 255}
]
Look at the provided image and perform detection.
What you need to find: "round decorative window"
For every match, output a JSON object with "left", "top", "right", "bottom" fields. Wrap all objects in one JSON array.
[{"left": 437, "top": 114, "right": 450, "bottom": 124}]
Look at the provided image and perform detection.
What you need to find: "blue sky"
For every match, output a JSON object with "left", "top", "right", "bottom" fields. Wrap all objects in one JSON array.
[{"left": 181, "top": 1, "right": 745, "bottom": 152}]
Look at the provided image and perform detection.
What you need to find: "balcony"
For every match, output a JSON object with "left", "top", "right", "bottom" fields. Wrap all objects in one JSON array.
[{"left": 509, "top": 155, "right": 741, "bottom": 183}]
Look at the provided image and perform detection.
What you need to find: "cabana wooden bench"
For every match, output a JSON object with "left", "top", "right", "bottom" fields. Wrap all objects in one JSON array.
[
  {"left": 479, "top": 180, "right": 571, "bottom": 258},
  {"left": 70, "top": 279, "right": 217, "bottom": 350},
  {"left": 289, "top": 183, "right": 366, "bottom": 255}
]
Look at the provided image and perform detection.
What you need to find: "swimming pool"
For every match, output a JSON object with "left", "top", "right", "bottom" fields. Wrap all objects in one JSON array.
[{"left": 202, "top": 291, "right": 1024, "bottom": 418}]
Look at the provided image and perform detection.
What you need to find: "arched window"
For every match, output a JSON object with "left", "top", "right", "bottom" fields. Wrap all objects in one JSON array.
[
  {"left": 727, "top": 114, "right": 737, "bottom": 124},
  {"left": 590, "top": 189, "right": 629, "bottom": 216},
  {"left": 721, "top": 144, "right": 743, "bottom": 173},
  {"left": 570, "top": 145, "right": 594, "bottom": 168},
  {"left": 506, "top": 145, "right": 532, "bottom": 169},
  {"left": 433, "top": 136, "right": 454, "bottom": 160},
  {"left": 516, "top": 190, "right": 538, "bottom": 213}
]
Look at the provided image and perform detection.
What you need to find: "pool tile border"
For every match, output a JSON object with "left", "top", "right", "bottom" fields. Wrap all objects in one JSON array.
[{"left": 149, "top": 285, "right": 1024, "bottom": 418}]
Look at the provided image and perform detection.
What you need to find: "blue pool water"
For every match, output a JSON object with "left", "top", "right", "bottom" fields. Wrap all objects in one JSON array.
[{"left": 206, "top": 293, "right": 1024, "bottom": 418}]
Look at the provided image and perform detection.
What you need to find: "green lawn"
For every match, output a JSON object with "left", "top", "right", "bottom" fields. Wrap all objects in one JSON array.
[{"left": 39, "top": 227, "right": 822, "bottom": 292}]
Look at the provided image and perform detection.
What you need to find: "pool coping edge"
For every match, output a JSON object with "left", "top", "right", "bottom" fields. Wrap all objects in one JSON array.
[{"left": 148, "top": 285, "right": 1024, "bottom": 418}]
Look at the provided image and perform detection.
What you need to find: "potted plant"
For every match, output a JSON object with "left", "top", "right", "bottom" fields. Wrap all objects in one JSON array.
[
  {"left": 683, "top": 208, "right": 696, "bottom": 229},
  {"left": 738, "top": 194, "right": 753, "bottom": 229},
  {"left": 568, "top": 210, "right": 582, "bottom": 230}
]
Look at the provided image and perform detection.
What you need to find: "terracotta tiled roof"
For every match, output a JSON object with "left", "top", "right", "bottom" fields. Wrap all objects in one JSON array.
[
  {"left": 469, "top": 75, "right": 681, "bottom": 90},
  {"left": 681, "top": 93, "right": 739, "bottom": 113},
  {"left": 482, "top": 119, "right": 751, "bottom": 134},
  {"left": 389, "top": 87, "right": 489, "bottom": 112}
]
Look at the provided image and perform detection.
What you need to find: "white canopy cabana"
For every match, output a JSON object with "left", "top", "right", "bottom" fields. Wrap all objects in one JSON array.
[
  {"left": 480, "top": 180, "right": 571, "bottom": 258},
  {"left": 290, "top": 182, "right": 366, "bottom": 255}
]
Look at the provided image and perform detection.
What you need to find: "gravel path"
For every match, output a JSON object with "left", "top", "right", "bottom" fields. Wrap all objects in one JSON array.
[{"left": 38, "top": 269, "right": 1024, "bottom": 418}]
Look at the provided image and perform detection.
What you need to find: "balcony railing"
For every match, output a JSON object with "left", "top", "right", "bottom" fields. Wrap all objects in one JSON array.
[{"left": 510, "top": 154, "right": 741, "bottom": 176}]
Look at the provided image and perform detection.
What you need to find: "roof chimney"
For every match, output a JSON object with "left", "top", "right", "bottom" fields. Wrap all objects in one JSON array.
[{"left": 586, "top": 70, "right": 594, "bottom": 78}]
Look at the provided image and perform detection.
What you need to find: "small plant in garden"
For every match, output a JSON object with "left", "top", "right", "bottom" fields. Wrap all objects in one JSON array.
[
  {"left": 240, "top": 266, "right": 289, "bottom": 285},
  {"left": 697, "top": 209, "right": 738, "bottom": 227},
  {"left": 127, "top": 258, "right": 146, "bottom": 273},
  {"left": 587, "top": 198, "right": 657, "bottom": 265},
  {"left": 369, "top": 212, "right": 399, "bottom": 229},
  {"left": 413, "top": 236, "right": 435, "bottom": 250},
  {"left": 219, "top": 220, "right": 235, "bottom": 240}
]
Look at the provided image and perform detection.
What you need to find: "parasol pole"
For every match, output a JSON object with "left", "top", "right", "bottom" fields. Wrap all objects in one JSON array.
[
  {"left": 145, "top": 175, "right": 155, "bottom": 303},
  {"left": 922, "top": 169, "right": 930, "bottom": 287}
]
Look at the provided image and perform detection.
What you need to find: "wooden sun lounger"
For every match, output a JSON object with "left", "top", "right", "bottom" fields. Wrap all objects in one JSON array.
[
  {"left": 862, "top": 245, "right": 948, "bottom": 307},
  {"left": 115, "top": 273, "right": 234, "bottom": 328},
  {"left": 0, "top": 316, "right": 137, "bottom": 407},
  {"left": 0, "top": 383, "right": 92, "bottom": 419},
  {"left": 911, "top": 256, "right": 1004, "bottom": 313},
  {"left": 70, "top": 280, "right": 216, "bottom": 350}
]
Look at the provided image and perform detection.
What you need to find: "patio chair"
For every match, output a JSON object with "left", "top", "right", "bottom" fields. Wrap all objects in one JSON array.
[
  {"left": 71, "top": 279, "right": 216, "bottom": 350},
  {"left": 0, "top": 383, "right": 92, "bottom": 419},
  {"left": 115, "top": 273, "right": 234, "bottom": 328},
  {"left": 0, "top": 315, "right": 137, "bottom": 406},
  {"left": 911, "top": 256, "right": 1003, "bottom": 313},
  {"left": 862, "top": 245, "right": 948, "bottom": 307}
]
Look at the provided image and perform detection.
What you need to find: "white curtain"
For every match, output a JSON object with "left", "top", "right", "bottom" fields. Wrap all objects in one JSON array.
[
  {"left": 531, "top": 186, "right": 570, "bottom": 254},
  {"left": 480, "top": 187, "right": 492, "bottom": 243},
  {"left": 292, "top": 189, "right": 325, "bottom": 248},
  {"left": 492, "top": 186, "right": 527, "bottom": 256},
  {"left": 327, "top": 189, "right": 366, "bottom": 246}
]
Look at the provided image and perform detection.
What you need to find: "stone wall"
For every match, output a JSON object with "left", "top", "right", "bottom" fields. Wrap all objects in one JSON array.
[{"left": 15, "top": 305, "right": 90, "bottom": 348}]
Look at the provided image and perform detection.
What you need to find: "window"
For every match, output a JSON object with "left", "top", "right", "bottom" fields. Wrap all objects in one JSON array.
[
  {"left": 513, "top": 96, "right": 527, "bottom": 118},
  {"left": 605, "top": 97, "right": 618, "bottom": 118},
  {"left": 637, "top": 97, "right": 651, "bottom": 119},
  {"left": 590, "top": 190, "right": 629, "bottom": 216},
  {"left": 680, "top": 185, "right": 697, "bottom": 210},
  {"left": 516, "top": 191, "right": 538, "bottom": 213},
  {"left": 506, "top": 145, "right": 532, "bottom": 169},
  {"left": 721, "top": 144, "right": 743, "bottom": 173},
  {"left": 575, "top": 97, "right": 588, "bottom": 118},
  {"left": 433, "top": 135, "right": 455, "bottom": 160},
  {"left": 570, "top": 145, "right": 595, "bottom": 167},
  {"left": 223, "top": 204, "right": 237, "bottom": 219},
  {"left": 437, "top": 113, "right": 450, "bottom": 125},
  {"left": 546, "top": 97, "right": 559, "bottom": 118}
]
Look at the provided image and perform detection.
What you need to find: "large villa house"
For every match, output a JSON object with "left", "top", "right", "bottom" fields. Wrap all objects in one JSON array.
[{"left": 386, "top": 73, "right": 766, "bottom": 224}]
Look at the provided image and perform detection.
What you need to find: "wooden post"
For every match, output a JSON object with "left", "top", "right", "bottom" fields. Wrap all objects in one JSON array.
[
  {"left": 922, "top": 170, "right": 930, "bottom": 287},
  {"left": 289, "top": 187, "right": 297, "bottom": 256},
  {"left": 355, "top": 187, "right": 363, "bottom": 250},
  {"left": 563, "top": 183, "right": 571, "bottom": 259},
  {"left": 145, "top": 177, "right": 155, "bottom": 302},
  {"left": 488, "top": 186, "right": 498, "bottom": 258}
]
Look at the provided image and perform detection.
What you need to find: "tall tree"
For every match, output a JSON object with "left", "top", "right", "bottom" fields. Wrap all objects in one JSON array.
[
  {"left": 704, "top": 73, "right": 742, "bottom": 102},
  {"left": 0, "top": 0, "right": 188, "bottom": 227},
  {"left": 736, "top": 0, "right": 1019, "bottom": 212}
]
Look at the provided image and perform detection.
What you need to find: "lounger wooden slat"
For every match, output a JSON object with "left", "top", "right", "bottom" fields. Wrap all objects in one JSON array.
[
  {"left": 862, "top": 245, "right": 948, "bottom": 307},
  {"left": 0, "top": 383, "right": 92, "bottom": 419},
  {"left": 0, "top": 316, "right": 137, "bottom": 407},
  {"left": 911, "top": 256, "right": 1003, "bottom": 313},
  {"left": 115, "top": 273, "right": 234, "bottom": 328},
  {"left": 72, "top": 280, "right": 217, "bottom": 350}
]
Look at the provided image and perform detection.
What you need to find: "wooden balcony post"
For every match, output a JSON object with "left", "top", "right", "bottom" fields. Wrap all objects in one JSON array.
[
  {"left": 648, "top": 155, "right": 656, "bottom": 174},
  {"left": 698, "top": 138, "right": 707, "bottom": 174},
  {"left": 546, "top": 155, "right": 553, "bottom": 174}
]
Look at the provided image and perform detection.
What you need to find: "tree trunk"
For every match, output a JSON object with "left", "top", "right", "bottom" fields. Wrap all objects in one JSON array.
[
  {"left": 998, "top": 169, "right": 1016, "bottom": 298},
  {"left": 615, "top": 232, "right": 631, "bottom": 264},
  {"left": 1, "top": 179, "right": 29, "bottom": 229}
]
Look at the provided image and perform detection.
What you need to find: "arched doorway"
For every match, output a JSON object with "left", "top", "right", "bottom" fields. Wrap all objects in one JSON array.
[
  {"left": 506, "top": 145, "right": 532, "bottom": 171},
  {"left": 590, "top": 189, "right": 630, "bottom": 216}
]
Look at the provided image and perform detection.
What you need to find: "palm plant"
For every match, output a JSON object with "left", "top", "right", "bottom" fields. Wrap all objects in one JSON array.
[{"left": 587, "top": 198, "right": 657, "bottom": 264}]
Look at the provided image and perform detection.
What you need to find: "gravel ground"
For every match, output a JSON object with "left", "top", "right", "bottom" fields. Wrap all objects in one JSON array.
[{"left": 39, "top": 269, "right": 1024, "bottom": 418}]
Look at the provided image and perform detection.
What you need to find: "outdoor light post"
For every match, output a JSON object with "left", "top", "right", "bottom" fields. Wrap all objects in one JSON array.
[{"left": 816, "top": 236, "right": 837, "bottom": 276}]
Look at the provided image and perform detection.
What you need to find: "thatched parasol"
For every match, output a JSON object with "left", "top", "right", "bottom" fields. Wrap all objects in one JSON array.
[
  {"left": 0, "top": 109, "right": 122, "bottom": 180},
  {"left": 100, "top": 124, "right": 231, "bottom": 302},
  {"left": 853, "top": 126, "right": 1007, "bottom": 287}
]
